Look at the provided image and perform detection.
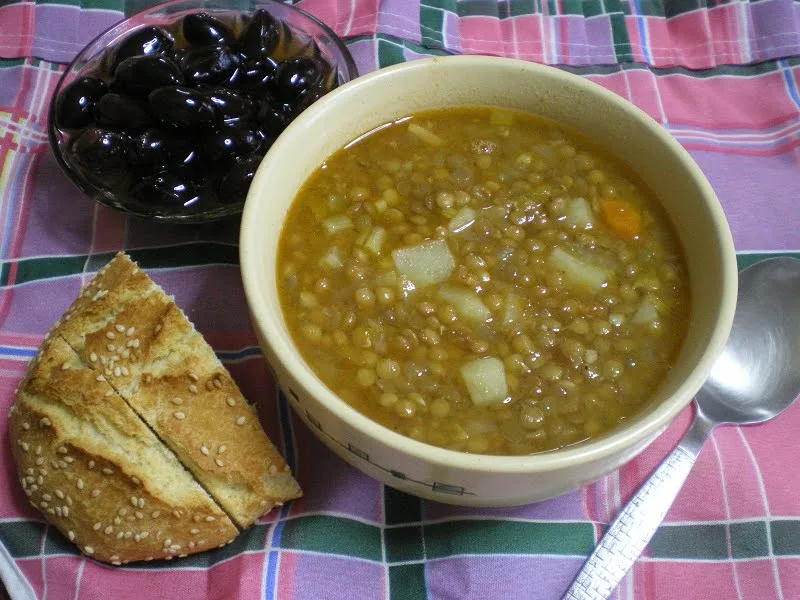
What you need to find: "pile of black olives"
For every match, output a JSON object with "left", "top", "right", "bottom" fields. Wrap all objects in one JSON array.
[{"left": 53, "top": 10, "right": 336, "bottom": 217}]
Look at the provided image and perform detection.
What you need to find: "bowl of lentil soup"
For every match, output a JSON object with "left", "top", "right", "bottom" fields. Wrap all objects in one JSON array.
[{"left": 240, "top": 56, "right": 737, "bottom": 506}]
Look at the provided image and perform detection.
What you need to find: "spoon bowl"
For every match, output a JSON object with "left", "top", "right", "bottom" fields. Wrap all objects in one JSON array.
[
  {"left": 565, "top": 257, "right": 800, "bottom": 600},
  {"left": 697, "top": 257, "right": 800, "bottom": 425}
]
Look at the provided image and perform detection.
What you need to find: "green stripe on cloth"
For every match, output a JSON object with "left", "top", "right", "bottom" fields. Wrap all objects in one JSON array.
[
  {"left": 378, "top": 39, "right": 407, "bottom": 69},
  {"left": 609, "top": 13, "right": 633, "bottom": 62},
  {"left": 559, "top": 60, "right": 782, "bottom": 78},
  {"left": 0, "top": 521, "right": 46, "bottom": 558},
  {"left": 279, "top": 515, "right": 383, "bottom": 561},
  {"left": 737, "top": 252, "right": 800, "bottom": 270},
  {"left": 389, "top": 563, "right": 427, "bottom": 600},
  {"left": 730, "top": 521, "right": 770, "bottom": 559},
  {"left": 424, "top": 520, "right": 595, "bottom": 557},
  {"left": 771, "top": 520, "right": 800, "bottom": 556},
  {"left": 420, "top": 5, "right": 445, "bottom": 48},
  {"left": 384, "top": 487, "right": 422, "bottom": 526},
  {"left": 648, "top": 524, "right": 729, "bottom": 559}
]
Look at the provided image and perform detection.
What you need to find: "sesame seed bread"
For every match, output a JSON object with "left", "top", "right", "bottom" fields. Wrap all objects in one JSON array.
[
  {"left": 55, "top": 254, "right": 301, "bottom": 528},
  {"left": 9, "top": 253, "right": 302, "bottom": 563},
  {"left": 9, "top": 336, "right": 238, "bottom": 565}
]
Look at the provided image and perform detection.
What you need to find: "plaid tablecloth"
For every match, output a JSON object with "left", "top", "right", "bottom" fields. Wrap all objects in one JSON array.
[{"left": 1, "top": 0, "right": 799, "bottom": 599}]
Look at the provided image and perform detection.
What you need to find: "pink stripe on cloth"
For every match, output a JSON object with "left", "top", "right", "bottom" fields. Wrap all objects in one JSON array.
[
  {"left": 41, "top": 557, "right": 79, "bottom": 600},
  {"left": 73, "top": 552, "right": 266, "bottom": 600},
  {"left": 633, "top": 561, "right": 741, "bottom": 600},
  {"left": 297, "top": 0, "right": 380, "bottom": 38}
]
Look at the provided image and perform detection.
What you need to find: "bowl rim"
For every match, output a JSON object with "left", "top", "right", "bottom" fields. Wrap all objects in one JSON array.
[
  {"left": 241, "top": 55, "right": 738, "bottom": 473},
  {"left": 47, "top": 0, "right": 358, "bottom": 224}
]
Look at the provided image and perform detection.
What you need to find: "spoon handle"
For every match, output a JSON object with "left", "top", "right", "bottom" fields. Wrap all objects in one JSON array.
[{"left": 562, "top": 419, "right": 710, "bottom": 600}]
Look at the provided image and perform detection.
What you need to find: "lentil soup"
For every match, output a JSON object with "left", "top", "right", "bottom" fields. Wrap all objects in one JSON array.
[{"left": 277, "top": 107, "right": 689, "bottom": 455}]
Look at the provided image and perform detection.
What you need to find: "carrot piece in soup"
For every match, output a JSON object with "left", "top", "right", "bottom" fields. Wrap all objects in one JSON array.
[{"left": 601, "top": 199, "right": 641, "bottom": 239}]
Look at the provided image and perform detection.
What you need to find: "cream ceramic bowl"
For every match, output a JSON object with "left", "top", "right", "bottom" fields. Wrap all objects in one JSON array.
[{"left": 240, "top": 56, "right": 737, "bottom": 506}]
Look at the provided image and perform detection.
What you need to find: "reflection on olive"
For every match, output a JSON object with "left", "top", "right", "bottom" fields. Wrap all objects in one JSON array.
[
  {"left": 181, "top": 46, "right": 241, "bottom": 86},
  {"left": 203, "top": 123, "right": 262, "bottom": 165},
  {"left": 181, "top": 13, "right": 235, "bottom": 48},
  {"left": 238, "top": 10, "right": 280, "bottom": 58},
  {"left": 55, "top": 77, "right": 107, "bottom": 129},
  {"left": 131, "top": 171, "right": 202, "bottom": 207},
  {"left": 112, "top": 26, "right": 174, "bottom": 71},
  {"left": 199, "top": 87, "right": 255, "bottom": 123},
  {"left": 148, "top": 86, "right": 217, "bottom": 129},
  {"left": 71, "top": 128, "right": 129, "bottom": 172},
  {"left": 114, "top": 55, "right": 183, "bottom": 96},
  {"left": 127, "top": 128, "right": 192, "bottom": 168},
  {"left": 271, "top": 56, "right": 326, "bottom": 103}
]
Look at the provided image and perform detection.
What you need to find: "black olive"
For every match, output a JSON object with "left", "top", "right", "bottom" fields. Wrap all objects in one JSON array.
[
  {"left": 70, "top": 128, "right": 129, "bottom": 172},
  {"left": 114, "top": 55, "right": 183, "bottom": 97},
  {"left": 130, "top": 171, "right": 202, "bottom": 208},
  {"left": 148, "top": 86, "right": 217, "bottom": 129},
  {"left": 181, "top": 46, "right": 241, "bottom": 86},
  {"left": 199, "top": 87, "right": 255, "bottom": 123},
  {"left": 128, "top": 128, "right": 193, "bottom": 168},
  {"left": 218, "top": 154, "right": 262, "bottom": 204},
  {"left": 181, "top": 12, "right": 235, "bottom": 48},
  {"left": 234, "top": 57, "right": 277, "bottom": 92},
  {"left": 271, "top": 56, "right": 326, "bottom": 104},
  {"left": 203, "top": 123, "right": 262, "bottom": 165},
  {"left": 256, "top": 99, "right": 290, "bottom": 138},
  {"left": 95, "top": 93, "right": 153, "bottom": 131},
  {"left": 112, "top": 26, "right": 174, "bottom": 71},
  {"left": 238, "top": 9, "right": 279, "bottom": 58},
  {"left": 55, "top": 76, "right": 107, "bottom": 129}
]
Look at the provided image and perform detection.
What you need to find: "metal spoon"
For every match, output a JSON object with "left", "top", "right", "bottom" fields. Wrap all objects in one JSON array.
[{"left": 563, "top": 257, "right": 800, "bottom": 600}]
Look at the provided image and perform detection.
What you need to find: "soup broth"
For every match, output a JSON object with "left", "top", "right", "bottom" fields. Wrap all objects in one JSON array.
[{"left": 277, "top": 107, "right": 689, "bottom": 455}]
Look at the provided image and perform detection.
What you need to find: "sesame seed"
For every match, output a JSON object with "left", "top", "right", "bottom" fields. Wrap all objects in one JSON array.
[
  {"left": 96, "top": 375, "right": 106, "bottom": 382},
  {"left": 35, "top": 457, "right": 44, "bottom": 466},
  {"left": 68, "top": 531, "right": 75, "bottom": 540},
  {"left": 106, "top": 331, "right": 115, "bottom": 339},
  {"left": 20, "top": 442, "right": 29, "bottom": 452},
  {"left": 236, "top": 416, "right": 246, "bottom": 426},
  {"left": 206, "top": 380, "right": 214, "bottom": 391},
  {"left": 40, "top": 418, "right": 51, "bottom": 427},
  {"left": 55, "top": 489, "right": 64, "bottom": 499},
  {"left": 107, "top": 344, "right": 116, "bottom": 352},
  {"left": 76, "top": 479, "right": 84, "bottom": 490},
  {"left": 89, "top": 352, "right": 97, "bottom": 362},
  {"left": 139, "top": 531, "right": 149, "bottom": 539},
  {"left": 115, "top": 324, "right": 125, "bottom": 333},
  {"left": 100, "top": 357, "right": 107, "bottom": 366},
  {"left": 170, "top": 544, "right": 181, "bottom": 551},
  {"left": 29, "top": 485, "right": 38, "bottom": 493},
  {"left": 226, "top": 397, "right": 236, "bottom": 407},
  {"left": 193, "top": 515, "right": 201, "bottom": 523},
  {"left": 21, "top": 422, "right": 30, "bottom": 430},
  {"left": 113, "top": 517, "right": 121, "bottom": 526},
  {"left": 131, "top": 476, "right": 140, "bottom": 485},
  {"left": 163, "top": 538, "right": 172, "bottom": 547},
  {"left": 64, "top": 456, "right": 74, "bottom": 463},
  {"left": 61, "top": 362, "right": 70, "bottom": 371},
  {"left": 104, "top": 525, "right": 113, "bottom": 535},
  {"left": 114, "top": 366, "right": 122, "bottom": 377},
  {"left": 213, "top": 378, "right": 223, "bottom": 389},
  {"left": 197, "top": 539, "right": 206, "bottom": 546},
  {"left": 155, "top": 324, "right": 162, "bottom": 333},
  {"left": 63, "top": 506, "right": 70, "bottom": 517},
  {"left": 121, "top": 350, "right": 130, "bottom": 359},
  {"left": 116, "top": 532, "right": 124, "bottom": 540},
  {"left": 134, "top": 534, "right": 141, "bottom": 542},
  {"left": 124, "top": 531, "right": 132, "bottom": 539},
  {"left": 151, "top": 510, "right": 161, "bottom": 518},
  {"left": 55, "top": 507, "right": 63, "bottom": 517},
  {"left": 57, "top": 460, "right": 67, "bottom": 469},
  {"left": 121, "top": 366, "right": 129, "bottom": 376},
  {"left": 118, "top": 508, "right": 127, "bottom": 516},
  {"left": 131, "top": 496, "right": 138, "bottom": 507},
  {"left": 189, "top": 384, "right": 198, "bottom": 394},
  {"left": 132, "top": 339, "right": 140, "bottom": 349},
  {"left": 268, "top": 465, "right": 278, "bottom": 475},
  {"left": 205, "top": 516, "right": 216, "bottom": 522},
  {"left": 126, "top": 327, "right": 135, "bottom": 336},
  {"left": 218, "top": 445, "right": 226, "bottom": 454},
  {"left": 35, "top": 446, "right": 42, "bottom": 455},
  {"left": 42, "top": 494, "right": 52, "bottom": 501},
  {"left": 37, "top": 476, "right": 43, "bottom": 485},
  {"left": 172, "top": 397, "right": 183, "bottom": 405},
  {"left": 260, "top": 500, "right": 269, "bottom": 507},
  {"left": 200, "top": 445, "right": 209, "bottom": 456},
  {"left": 190, "top": 528, "right": 199, "bottom": 535},
  {"left": 215, "top": 458, "right": 224, "bottom": 467},
  {"left": 188, "top": 373, "right": 198, "bottom": 382},
  {"left": 135, "top": 511, "right": 144, "bottom": 520},
  {"left": 105, "top": 390, "right": 113, "bottom": 397},
  {"left": 26, "top": 468, "right": 33, "bottom": 476},
  {"left": 50, "top": 460, "right": 59, "bottom": 469},
  {"left": 173, "top": 412, "right": 185, "bottom": 420},
  {"left": 189, "top": 542, "right": 196, "bottom": 549},
  {"left": 93, "top": 522, "right": 102, "bottom": 531},
  {"left": 84, "top": 546, "right": 94, "bottom": 555},
  {"left": 91, "top": 489, "right": 100, "bottom": 498},
  {"left": 172, "top": 510, "right": 181, "bottom": 519},
  {"left": 102, "top": 468, "right": 113, "bottom": 475},
  {"left": 66, "top": 496, "right": 73, "bottom": 506}
]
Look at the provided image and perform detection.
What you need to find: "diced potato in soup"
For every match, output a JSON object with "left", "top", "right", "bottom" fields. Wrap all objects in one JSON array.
[{"left": 277, "top": 107, "right": 689, "bottom": 455}]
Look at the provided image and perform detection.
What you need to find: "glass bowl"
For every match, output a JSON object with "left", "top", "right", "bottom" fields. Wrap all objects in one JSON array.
[{"left": 48, "top": 0, "right": 357, "bottom": 224}]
